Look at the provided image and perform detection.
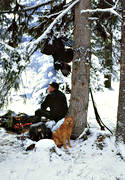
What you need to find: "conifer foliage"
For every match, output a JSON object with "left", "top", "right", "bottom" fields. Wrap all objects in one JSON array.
[{"left": 0, "top": 0, "right": 74, "bottom": 107}]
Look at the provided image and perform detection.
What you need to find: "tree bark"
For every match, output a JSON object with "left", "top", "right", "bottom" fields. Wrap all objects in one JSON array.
[
  {"left": 116, "top": 0, "right": 125, "bottom": 142},
  {"left": 104, "top": 32, "right": 113, "bottom": 89},
  {"left": 68, "top": 0, "right": 91, "bottom": 139},
  {"left": 103, "top": 18, "right": 113, "bottom": 89}
]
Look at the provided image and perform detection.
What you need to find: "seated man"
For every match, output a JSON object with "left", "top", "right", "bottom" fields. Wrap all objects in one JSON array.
[{"left": 35, "top": 82, "right": 68, "bottom": 122}]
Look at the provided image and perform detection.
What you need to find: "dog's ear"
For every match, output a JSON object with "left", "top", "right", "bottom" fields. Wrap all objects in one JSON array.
[{"left": 70, "top": 116, "right": 74, "bottom": 120}]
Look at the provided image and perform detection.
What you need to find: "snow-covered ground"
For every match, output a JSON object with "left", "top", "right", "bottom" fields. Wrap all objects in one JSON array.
[
  {"left": 88, "top": 81, "right": 119, "bottom": 132},
  {"left": 0, "top": 0, "right": 124, "bottom": 178},
  {"left": 1, "top": 82, "right": 125, "bottom": 180}
]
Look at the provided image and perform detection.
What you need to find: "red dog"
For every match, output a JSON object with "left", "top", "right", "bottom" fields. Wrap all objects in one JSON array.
[{"left": 52, "top": 116, "right": 74, "bottom": 149}]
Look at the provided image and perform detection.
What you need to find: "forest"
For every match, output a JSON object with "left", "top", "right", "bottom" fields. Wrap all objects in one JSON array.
[{"left": 0, "top": 0, "right": 125, "bottom": 179}]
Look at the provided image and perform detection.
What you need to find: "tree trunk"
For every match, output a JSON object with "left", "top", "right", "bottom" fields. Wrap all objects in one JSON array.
[
  {"left": 104, "top": 26, "right": 113, "bottom": 89},
  {"left": 68, "top": 0, "right": 91, "bottom": 139},
  {"left": 116, "top": 1, "right": 125, "bottom": 142}
]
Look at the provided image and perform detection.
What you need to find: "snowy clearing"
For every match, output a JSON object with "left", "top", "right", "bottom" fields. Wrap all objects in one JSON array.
[{"left": 0, "top": 82, "right": 125, "bottom": 180}]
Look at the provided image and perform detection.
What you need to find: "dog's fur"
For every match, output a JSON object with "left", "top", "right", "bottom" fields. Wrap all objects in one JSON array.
[{"left": 52, "top": 116, "right": 74, "bottom": 149}]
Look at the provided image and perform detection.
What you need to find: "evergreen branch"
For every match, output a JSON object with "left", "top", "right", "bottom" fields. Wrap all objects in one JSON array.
[
  {"left": 36, "top": 2, "right": 73, "bottom": 27},
  {"left": 21, "top": 0, "right": 53, "bottom": 12},
  {"left": 0, "top": 41, "right": 29, "bottom": 108},
  {"left": 0, "top": 40, "right": 15, "bottom": 51},
  {"left": 26, "top": 0, "right": 79, "bottom": 55},
  {"left": 0, "top": 40, "right": 24, "bottom": 56},
  {"left": 0, "top": 0, "right": 54, "bottom": 14}
]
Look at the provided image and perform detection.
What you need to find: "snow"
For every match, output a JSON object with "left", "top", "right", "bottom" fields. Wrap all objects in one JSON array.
[
  {"left": 0, "top": 0, "right": 124, "bottom": 178},
  {"left": 88, "top": 81, "right": 119, "bottom": 132},
  {"left": 21, "top": 0, "right": 52, "bottom": 11},
  {"left": 0, "top": 53, "right": 57, "bottom": 116},
  {"left": 1, "top": 82, "right": 125, "bottom": 180},
  {"left": 81, "top": 0, "right": 121, "bottom": 20},
  {"left": 26, "top": 0, "right": 79, "bottom": 55},
  {"left": 35, "top": 139, "right": 56, "bottom": 150}
]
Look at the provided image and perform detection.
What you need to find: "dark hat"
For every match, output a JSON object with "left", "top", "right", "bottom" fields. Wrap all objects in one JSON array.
[{"left": 49, "top": 82, "right": 59, "bottom": 90}]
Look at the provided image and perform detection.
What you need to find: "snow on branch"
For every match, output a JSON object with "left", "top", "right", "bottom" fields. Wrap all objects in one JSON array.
[
  {"left": 81, "top": 0, "right": 121, "bottom": 19},
  {"left": 0, "top": 40, "right": 15, "bottom": 51},
  {"left": 26, "top": 0, "right": 80, "bottom": 55},
  {"left": 0, "top": 0, "right": 54, "bottom": 14},
  {"left": 21, "top": 0, "right": 53, "bottom": 12},
  {"left": 0, "top": 40, "right": 27, "bottom": 60},
  {"left": 0, "top": 40, "right": 30, "bottom": 108},
  {"left": 42, "top": 11, "right": 63, "bottom": 19}
]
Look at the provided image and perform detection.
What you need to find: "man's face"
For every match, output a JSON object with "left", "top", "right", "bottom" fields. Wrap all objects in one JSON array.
[{"left": 48, "top": 85, "right": 55, "bottom": 93}]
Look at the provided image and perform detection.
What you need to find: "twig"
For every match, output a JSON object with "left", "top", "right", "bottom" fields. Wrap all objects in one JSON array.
[{"left": 81, "top": 0, "right": 121, "bottom": 19}]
